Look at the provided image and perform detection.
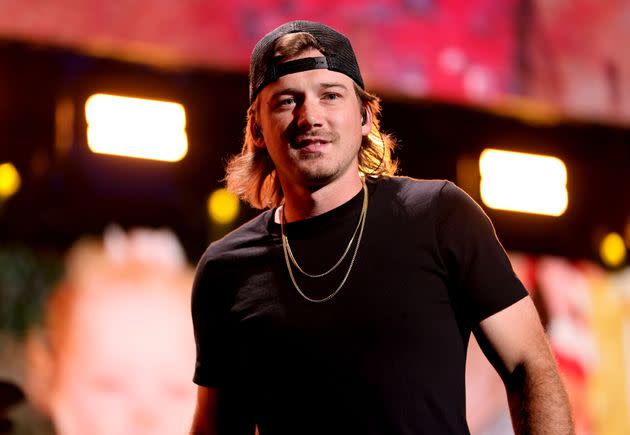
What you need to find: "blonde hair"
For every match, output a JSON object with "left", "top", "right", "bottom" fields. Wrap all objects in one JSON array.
[{"left": 225, "top": 32, "right": 398, "bottom": 209}]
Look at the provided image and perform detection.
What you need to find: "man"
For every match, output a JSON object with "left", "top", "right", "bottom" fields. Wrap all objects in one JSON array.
[
  {"left": 25, "top": 228, "right": 197, "bottom": 435},
  {"left": 190, "top": 20, "right": 573, "bottom": 435}
]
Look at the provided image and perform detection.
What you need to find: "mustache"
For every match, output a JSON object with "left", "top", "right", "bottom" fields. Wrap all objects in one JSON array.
[{"left": 288, "top": 129, "right": 339, "bottom": 148}]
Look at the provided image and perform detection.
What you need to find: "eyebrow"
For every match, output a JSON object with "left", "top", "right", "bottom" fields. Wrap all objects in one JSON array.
[
  {"left": 320, "top": 83, "right": 349, "bottom": 91},
  {"left": 269, "top": 82, "right": 350, "bottom": 99}
]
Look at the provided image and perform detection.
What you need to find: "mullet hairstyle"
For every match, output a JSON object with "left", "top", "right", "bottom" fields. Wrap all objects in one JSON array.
[{"left": 225, "top": 32, "right": 398, "bottom": 209}]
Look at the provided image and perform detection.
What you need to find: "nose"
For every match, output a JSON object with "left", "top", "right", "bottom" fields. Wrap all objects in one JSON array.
[{"left": 295, "top": 96, "right": 323, "bottom": 130}]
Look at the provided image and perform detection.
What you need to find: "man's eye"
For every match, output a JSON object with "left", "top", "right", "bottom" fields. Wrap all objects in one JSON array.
[
  {"left": 279, "top": 97, "right": 295, "bottom": 106},
  {"left": 323, "top": 93, "right": 340, "bottom": 101}
]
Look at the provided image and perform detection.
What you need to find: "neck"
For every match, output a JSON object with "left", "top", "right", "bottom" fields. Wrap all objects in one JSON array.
[{"left": 279, "top": 172, "right": 363, "bottom": 223}]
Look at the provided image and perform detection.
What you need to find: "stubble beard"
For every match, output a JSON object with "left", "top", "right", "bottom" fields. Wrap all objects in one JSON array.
[
  {"left": 285, "top": 127, "right": 361, "bottom": 186},
  {"left": 294, "top": 144, "right": 360, "bottom": 187},
  {"left": 288, "top": 128, "right": 338, "bottom": 184},
  {"left": 293, "top": 151, "right": 337, "bottom": 184}
]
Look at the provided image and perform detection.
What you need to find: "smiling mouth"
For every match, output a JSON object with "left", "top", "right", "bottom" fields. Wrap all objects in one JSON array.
[
  {"left": 294, "top": 138, "right": 331, "bottom": 152},
  {"left": 290, "top": 129, "right": 338, "bottom": 150}
]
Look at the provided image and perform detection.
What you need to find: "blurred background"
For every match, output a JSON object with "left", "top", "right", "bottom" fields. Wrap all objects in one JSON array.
[{"left": 1, "top": 1, "right": 630, "bottom": 434}]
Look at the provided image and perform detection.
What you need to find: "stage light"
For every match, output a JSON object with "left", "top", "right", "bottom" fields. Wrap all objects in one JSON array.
[
  {"left": 207, "top": 188, "right": 240, "bottom": 225},
  {"left": 0, "top": 163, "right": 21, "bottom": 199},
  {"left": 85, "top": 93, "right": 188, "bottom": 162},
  {"left": 599, "top": 232, "right": 626, "bottom": 268},
  {"left": 479, "top": 149, "right": 568, "bottom": 216}
]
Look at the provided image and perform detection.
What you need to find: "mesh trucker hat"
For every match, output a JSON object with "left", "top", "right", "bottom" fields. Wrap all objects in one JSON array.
[{"left": 249, "top": 20, "right": 364, "bottom": 104}]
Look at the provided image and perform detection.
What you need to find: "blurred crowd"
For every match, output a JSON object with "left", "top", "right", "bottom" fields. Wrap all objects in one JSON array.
[{"left": 1, "top": 227, "right": 197, "bottom": 435}]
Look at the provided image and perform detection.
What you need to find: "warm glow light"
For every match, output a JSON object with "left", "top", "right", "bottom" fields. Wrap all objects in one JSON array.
[
  {"left": 0, "top": 163, "right": 21, "bottom": 199},
  {"left": 479, "top": 149, "right": 568, "bottom": 216},
  {"left": 207, "top": 188, "right": 240, "bottom": 224},
  {"left": 599, "top": 232, "right": 626, "bottom": 268},
  {"left": 85, "top": 93, "right": 188, "bottom": 162}
]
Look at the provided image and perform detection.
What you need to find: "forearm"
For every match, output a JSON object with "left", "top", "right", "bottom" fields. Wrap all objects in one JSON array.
[
  {"left": 189, "top": 413, "right": 216, "bottom": 435},
  {"left": 190, "top": 386, "right": 218, "bottom": 435},
  {"left": 189, "top": 386, "right": 256, "bottom": 435},
  {"left": 506, "top": 358, "right": 574, "bottom": 435}
]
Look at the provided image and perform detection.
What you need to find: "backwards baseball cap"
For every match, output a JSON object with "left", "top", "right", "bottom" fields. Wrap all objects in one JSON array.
[{"left": 249, "top": 20, "right": 364, "bottom": 104}]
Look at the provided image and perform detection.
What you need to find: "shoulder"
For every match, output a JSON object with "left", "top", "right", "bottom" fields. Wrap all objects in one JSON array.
[
  {"left": 372, "top": 176, "right": 489, "bottom": 229},
  {"left": 192, "top": 210, "right": 273, "bottom": 303},
  {"left": 433, "top": 179, "right": 489, "bottom": 225},
  {"left": 372, "top": 175, "right": 451, "bottom": 214},
  {"left": 196, "top": 210, "right": 274, "bottom": 270},
  {"left": 374, "top": 175, "right": 447, "bottom": 196}
]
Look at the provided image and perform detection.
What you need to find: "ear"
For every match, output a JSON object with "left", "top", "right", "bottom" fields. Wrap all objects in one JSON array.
[
  {"left": 360, "top": 105, "right": 373, "bottom": 136},
  {"left": 247, "top": 103, "right": 266, "bottom": 149},
  {"left": 250, "top": 123, "right": 266, "bottom": 149}
]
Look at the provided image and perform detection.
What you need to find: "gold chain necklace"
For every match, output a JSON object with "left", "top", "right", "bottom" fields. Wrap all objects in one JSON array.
[{"left": 280, "top": 181, "right": 368, "bottom": 303}]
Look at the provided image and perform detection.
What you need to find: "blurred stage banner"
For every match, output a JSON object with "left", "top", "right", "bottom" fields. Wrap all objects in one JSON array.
[{"left": 2, "top": 0, "right": 630, "bottom": 122}]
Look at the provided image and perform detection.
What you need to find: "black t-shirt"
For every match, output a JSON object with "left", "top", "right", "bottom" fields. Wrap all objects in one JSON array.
[{"left": 192, "top": 176, "right": 527, "bottom": 435}]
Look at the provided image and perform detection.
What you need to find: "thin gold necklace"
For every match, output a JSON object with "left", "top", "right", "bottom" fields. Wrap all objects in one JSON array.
[{"left": 280, "top": 181, "right": 368, "bottom": 303}]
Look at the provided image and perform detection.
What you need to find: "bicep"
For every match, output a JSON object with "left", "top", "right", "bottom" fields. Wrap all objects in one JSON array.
[{"left": 474, "top": 296, "right": 554, "bottom": 381}]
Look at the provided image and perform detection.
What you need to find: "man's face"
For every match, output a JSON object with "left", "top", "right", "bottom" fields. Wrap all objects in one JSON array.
[
  {"left": 257, "top": 49, "right": 371, "bottom": 188},
  {"left": 49, "top": 284, "right": 196, "bottom": 435}
]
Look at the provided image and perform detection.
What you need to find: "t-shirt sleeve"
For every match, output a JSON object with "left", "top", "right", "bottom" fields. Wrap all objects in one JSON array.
[
  {"left": 435, "top": 181, "right": 528, "bottom": 322},
  {"left": 191, "top": 247, "right": 258, "bottom": 432},
  {"left": 191, "top": 253, "right": 233, "bottom": 387}
]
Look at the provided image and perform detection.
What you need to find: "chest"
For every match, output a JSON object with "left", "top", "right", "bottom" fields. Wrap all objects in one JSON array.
[{"left": 228, "top": 211, "right": 465, "bottom": 352}]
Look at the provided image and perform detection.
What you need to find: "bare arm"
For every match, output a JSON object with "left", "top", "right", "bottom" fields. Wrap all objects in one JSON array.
[
  {"left": 190, "top": 386, "right": 219, "bottom": 435},
  {"left": 189, "top": 385, "right": 257, "bottom": 435},
  {"left": 475, "top": 296, "right": 574, "bottom": 435}
]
